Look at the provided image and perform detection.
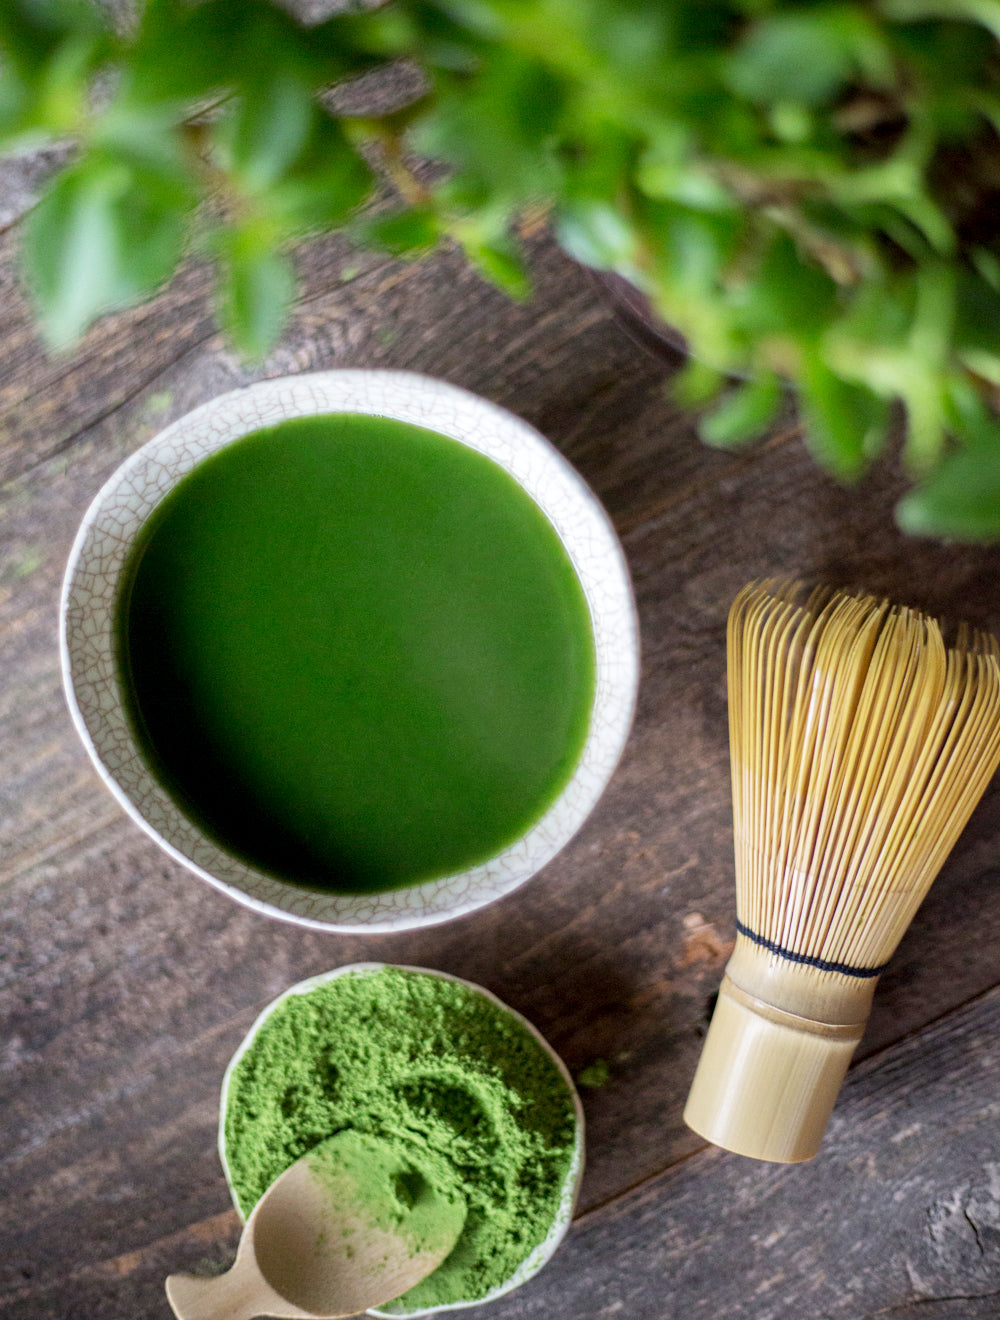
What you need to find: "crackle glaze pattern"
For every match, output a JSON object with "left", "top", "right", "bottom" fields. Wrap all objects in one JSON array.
[
  {"left": 60, "top": 371, "right": 639, "bottom": 932},
  {"left": 217, "top": 965, "right": 585, "bottom": 1318}
]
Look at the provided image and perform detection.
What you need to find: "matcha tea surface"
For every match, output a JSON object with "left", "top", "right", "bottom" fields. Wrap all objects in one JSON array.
[{"left": 117, "top": 413, "right": 596, "bottom": 893}]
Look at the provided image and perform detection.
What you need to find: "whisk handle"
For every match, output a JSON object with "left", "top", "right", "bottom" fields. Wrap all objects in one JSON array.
[{"left": 684, "top": 973, "right": 866, "bottom": 1163}]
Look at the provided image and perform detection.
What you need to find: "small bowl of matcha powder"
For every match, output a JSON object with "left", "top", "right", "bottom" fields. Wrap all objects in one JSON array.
[{"left": 220, "top": 964, "right": 584, "bottom": 1314}]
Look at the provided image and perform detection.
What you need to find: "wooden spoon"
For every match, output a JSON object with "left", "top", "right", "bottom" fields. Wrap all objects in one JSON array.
[{"left": 166, "top": 1130, "right": 466, "bottom": 1320}]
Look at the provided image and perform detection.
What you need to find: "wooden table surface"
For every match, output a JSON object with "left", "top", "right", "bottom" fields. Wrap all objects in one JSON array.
[{"left": 3, "top": 181, "right": 1000, "bottom": 1320}]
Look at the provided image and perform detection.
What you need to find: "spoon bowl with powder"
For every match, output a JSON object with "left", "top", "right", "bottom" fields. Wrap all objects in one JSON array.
[{"left": 165, "top": 1130, "right": 466, "bottom": 1320}]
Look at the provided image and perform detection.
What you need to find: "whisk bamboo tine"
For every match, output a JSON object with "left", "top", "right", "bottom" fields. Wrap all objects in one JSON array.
[
  {"left": 816, "top": 618, "right": 948, "bottom": 964},
  {"left": 763, "top": 595, "right": 842, "bottom": 941},
  {"left": 784, "top": 602, "right": 882, "bottom": 952},
  {"left": 685, "top": 580, "right": 1000, "bottom": 1163}
]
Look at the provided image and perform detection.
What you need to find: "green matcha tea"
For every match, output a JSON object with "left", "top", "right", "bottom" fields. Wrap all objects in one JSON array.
[
  {"left": 221, "top": 967, "right": 580, "bottom": 1310},
  {"left": 116, "top": 413, "right": 596, "bottom": 894}
]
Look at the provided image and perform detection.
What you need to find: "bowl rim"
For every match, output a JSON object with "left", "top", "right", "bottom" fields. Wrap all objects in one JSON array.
[
  {"left": 60, "top": 369, "right": 640, "bottom": 931},
  {"left": 217, "top": 962, "right": 586, "bottom": 1317}
]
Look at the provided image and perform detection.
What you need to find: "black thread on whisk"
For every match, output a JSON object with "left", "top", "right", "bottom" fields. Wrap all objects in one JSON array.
[{"left": 735, "top": 919, "right": 891, "bottom": 979}]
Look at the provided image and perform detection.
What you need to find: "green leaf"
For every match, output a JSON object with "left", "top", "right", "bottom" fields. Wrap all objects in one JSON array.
[
  {"left": 120, "top": 0, "right": 370, "bottom": 114},
  {"left": 834, "top": 273, "right": 915, "bottom": 350},
  {"left": 726, "top": 5, "right": 892, "bottom": 107},
  {"left": 22, "top": 153, "right": 190, "bottom": 349},
  {"left": 359, "top": 206, "right": 440, "bottom": 257},
  {"left": 643, "top": 199, "right": 742, "bottom": 295},
  {"left": 116, "top": 0, "right": 240, "bottom": 108},
  {"left": 971, "top": 246, "right": 1000, "bottom": 291},
  {"left": 672, "top": 358, "right": 726, "bottom": 408},
  {"left": 699, "top": 371, "right": 783, "bottom": 447},
  {"left": 897, "top": 440, "right": 1000, "bottom": 541},
  {"left": 727, "top": 13, "right": 852, "bottom": 107},
  {"left": 330, "top": 2, "right": 482, "bottom": 73},
  {"left": 412, "top": 48, "right": 565, "bottom": 204},
  {"left": 92, "top": 102, "right": 191, "bottom": 180},
  {"left": 732, "top": 231, "right": 839, "bottom": 340},
  {"left": 953, "top": 267, "right": 1000, "bottom": 373},
  {"left": 218, "top": 233, "right": 296, "bottom": 361},
  {"left": 23, "top": 164, "right": 118, "bottom": 349},
  {"left": 212, "top": 89, "right": 374, "bottom": 238},
  {"left": 555, "top": 198, "right": 637, "bottom": 271},
  {"left": 879, "top": 0, "right": 1000, "bottom": 45},
  {"left": 797, "top": 352, "right": 890, "bottom": 478},
  {"left": 241, "top": 1, "right": 383, "bottom": 84},
  {"left": 637, "top": 131, "right": 732, "bottom": 209},
  {"left": 460, "top": 233, "right": 531, "bottom": 299},
  {"left": 0, "top": 65, "right": 37, "bottom": 146},
  {"left": 0, "top": 0, "right": 110, "bottom": 144},
  {"left": 943, "top": 376, "right": 1000, "bottom": 447},
  {"left": 768, "top": 101, "right": 814, "bottom": 145},
  {"left": 0, "top": 0, "right": 105, "bottom": 75},
  {"left": 892, "top": 17, "right": 997, "bottom": 85},
  {"left": 268, "top": 115, "right": 373, "bottom": 232},
  {"left": 216, "top": 72, "right": 315, "bottom": 194}
]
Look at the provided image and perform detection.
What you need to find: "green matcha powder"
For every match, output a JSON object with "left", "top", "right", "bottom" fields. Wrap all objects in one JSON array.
[{"left": 222, "top": 968, "right": 580, "bottom": 1310}]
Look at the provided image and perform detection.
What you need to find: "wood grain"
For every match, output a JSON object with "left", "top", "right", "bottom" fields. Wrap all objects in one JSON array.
[
  {"left": 3, "top": 210, "right": 1000, "bottom": 1320},
  {"left": 467, "top": 984, "right": 1000, "bottom": 1320},
  {"left": 6, "top": 983, "right": 999, "bottom": 1319}
]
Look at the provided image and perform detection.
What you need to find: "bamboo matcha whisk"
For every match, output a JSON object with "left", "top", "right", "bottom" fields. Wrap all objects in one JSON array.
[{"left": 684, "top": 579, "right": 1000, "bottom": 1163}]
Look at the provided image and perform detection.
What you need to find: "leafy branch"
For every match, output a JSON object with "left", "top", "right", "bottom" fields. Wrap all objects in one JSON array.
[{"left": 5, "top": 0, "right": 1000, "bottom": 537}]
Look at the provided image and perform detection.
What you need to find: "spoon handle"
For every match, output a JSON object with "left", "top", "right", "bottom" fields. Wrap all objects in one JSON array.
[{"left": 165, "top": 1263, "right": 309, "bottom": 1320}]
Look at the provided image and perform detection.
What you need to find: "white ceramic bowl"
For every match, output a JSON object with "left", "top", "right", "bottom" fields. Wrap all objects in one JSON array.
[
  {"left": 218, "top": 963, "right": 585, "bottom": 1316},
  {"left": 60, "top": 370, "right": 639, "bottom": 931}
]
